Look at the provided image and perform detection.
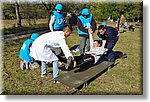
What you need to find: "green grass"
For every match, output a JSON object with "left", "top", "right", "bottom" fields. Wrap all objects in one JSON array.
[{"left": 2, "top": 23, "right": 142, "bottom": 95}]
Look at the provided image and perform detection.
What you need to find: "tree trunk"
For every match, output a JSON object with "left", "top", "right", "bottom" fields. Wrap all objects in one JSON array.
[{"left": 15, "top": 1, "right": 21, "bottom": 27}]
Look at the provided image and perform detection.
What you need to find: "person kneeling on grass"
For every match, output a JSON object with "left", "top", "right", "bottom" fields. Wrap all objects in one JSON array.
[
  {"left": 97, "top": 25, "right": 119, "bottom": 62},
  {"left": 19, "top": 33, "right": 40, "bottom": 70},
  {"left": 30, "top": 26, "right": 74, "bottom": 84},
  {"left": 128, "top": 24, "right": 135, "bottom": 31}
]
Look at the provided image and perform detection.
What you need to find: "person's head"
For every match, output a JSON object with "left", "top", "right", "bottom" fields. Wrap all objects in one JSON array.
[
  {"left": 31, "top": 33, "right": 39, "bottom": 41},
  {"left": 55, "top": 4, "right": 62, "bottom": 13},
  {"left": 63, "top": 26, "right": 72, "bottom": 37},
  {"left": 93, "top": 40, "right": 100, "bottom": 47},
  {"left": 81, "top": 8, "right": 90, "bottom": 18},
  {"left": 98, "top": 25, "right": 106, "bottom": 35},
  {"left": 101, "top": 22, "right": 107, "bottom": 27}
]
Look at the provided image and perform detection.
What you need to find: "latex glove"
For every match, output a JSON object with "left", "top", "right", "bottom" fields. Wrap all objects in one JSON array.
[{"left": 65, "top": 56, "right": 73, "bottom": 69}]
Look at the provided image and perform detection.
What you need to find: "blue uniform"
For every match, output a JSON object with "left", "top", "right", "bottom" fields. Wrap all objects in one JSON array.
[
  {"left": 98, "top": 26, "right": 118, "bottom": 50},
  {"left": 19, "top": 39, "right": 33, "bottom": 62},
  {"left": 117, "top": 17, "right": 120, "bottom": 24},
  {"left": 52, "top": 10, "right": 64, "bottom": 31},
  {"left": 117, "top": 17, "right": 120, "bottom": 31},
  {"left": 77, "top": 14, "right": 93, "bottom": 35},
  {"left": 98, "top": 26, "right": 119, "bottom": 62}
]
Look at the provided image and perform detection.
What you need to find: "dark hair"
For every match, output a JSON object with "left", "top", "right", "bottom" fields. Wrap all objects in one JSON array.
[
  {"left": 94, "top": 40, "right": 100, "bottom": 44},
  {"left": 64, "top": 24, "right": 73, "bottom": 31},
  {"left": 98, "top": 25, "right": 106, "bottom": 30}
]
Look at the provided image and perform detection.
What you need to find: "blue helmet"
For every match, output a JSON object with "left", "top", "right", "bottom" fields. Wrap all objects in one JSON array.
[
  {"left": 81, "top": 8, "right": 90, "bottom": 16},
  {"left": 31, "top": 33, "right": 39, "bottom": 41},
  {"left": 55, "top": 4, "right": 63, "bottom": 11},
  {"left": 102, "top": 22, "right": 107, "bottom": 26}
]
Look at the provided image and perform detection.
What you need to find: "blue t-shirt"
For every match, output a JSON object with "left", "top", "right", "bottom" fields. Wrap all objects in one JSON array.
[
  {"left": 117, "top": 17, "right": 120, "bottom": 23},
  {"left": 19, "top": 39, "right": 33, "bottom": 62},
  {"left": 51, "top": 10, "right": 64, "bottom": 30},
  {"left": 77, "top": 14, "right": 93, "bottom": 35}
]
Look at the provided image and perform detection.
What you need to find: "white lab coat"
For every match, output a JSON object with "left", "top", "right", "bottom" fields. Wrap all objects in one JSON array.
[{"left": 30, "top": 31, "right": 73, "bottom": 62}]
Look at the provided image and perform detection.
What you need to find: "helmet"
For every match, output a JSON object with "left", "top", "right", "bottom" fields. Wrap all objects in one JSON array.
[
  {"left": 81, "top": 8, "right": 90, "bottom": 16},
  {"left": 31, "top": 33, "right": 39, "bottom": 41},
  {"left": 102, "top": 22, "right": 107, "bottom": 26},
  {"left": 55, "top": 4, "right": 63, "bottom": 11}
]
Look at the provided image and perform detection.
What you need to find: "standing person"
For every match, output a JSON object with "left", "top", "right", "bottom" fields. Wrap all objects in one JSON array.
[
  {"left": 123, "top": 21, "right": 128, "bottom": 32},
  {"left": 120, "top": 14, "right": 126, "bottom": 27},
  {"left": 49, "top": 3, "right": 64, "bottom": 32},
  {"left": 19, "top": 33, "right": 39, "bottom": 70},
  {"left": 97, "top": 25, "right": 120, "bottom": 62},
  {"left": 77, "top": 8, "right": 96, "bottom": 55},
  {"left": 117, "top": 16, "right": 120, "bottom": 31},
  {"left": 30, "top": 26, "right": 74, "bottom": 83}
]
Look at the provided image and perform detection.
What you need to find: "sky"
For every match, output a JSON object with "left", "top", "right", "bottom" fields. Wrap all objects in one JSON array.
[{"left": 2, "top": 0, "right": 143, "bottom": 3}]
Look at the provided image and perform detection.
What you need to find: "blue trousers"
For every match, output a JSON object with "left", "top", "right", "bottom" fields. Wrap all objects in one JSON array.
[
  {"left": 41, "top": 60, "right": 58, "bottom": 79},
  {"left": 106, "top": 37, "right": 119, "bottom": 62}
]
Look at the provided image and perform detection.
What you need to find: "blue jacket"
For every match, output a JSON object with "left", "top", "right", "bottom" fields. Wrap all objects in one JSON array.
[
  {"left": 105, "top": 26, "right": 118, "bottom": 41},
  {"left": 77, "top": 14, "right": 92, "bottom": 35},
  {"left": 117, "top": 17, "right": 120, "bottom": 23},
  {"left": 97, "top": 26, "right": 119, "bottom": 50},
  {"left": 52, "top": 10, "right": 64, "bottom": 30},
  {"left": 19, "top": 39, "right": 33, "bottom": 62}
]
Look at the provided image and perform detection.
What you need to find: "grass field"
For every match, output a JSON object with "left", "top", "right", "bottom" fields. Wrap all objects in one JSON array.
[
  {"left": 2, "top": 19, "right": 49, "bottom": 37},
  {"left": 2, "top": 22, "right": 142, "bottom": 95},
  {"left": 2, "top": 19, "right": 49, "bottom": 29}
]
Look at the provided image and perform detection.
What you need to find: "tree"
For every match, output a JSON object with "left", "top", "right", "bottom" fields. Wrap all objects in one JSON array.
[
  {"left": 14, "top": 0, "right": 21, "bottom": 27},
  {"left": 40, "top": 0, "right": 55, "bottom": 22}
]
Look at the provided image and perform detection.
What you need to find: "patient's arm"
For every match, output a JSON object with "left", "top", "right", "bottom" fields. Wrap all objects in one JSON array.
[{"left": 85, "top": 51, "right": 93, "bottom": 54}]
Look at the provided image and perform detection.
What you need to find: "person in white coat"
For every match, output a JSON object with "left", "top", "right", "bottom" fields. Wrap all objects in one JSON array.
[{"left": 30, "top": 26, "right": 74, "bottom": 83}]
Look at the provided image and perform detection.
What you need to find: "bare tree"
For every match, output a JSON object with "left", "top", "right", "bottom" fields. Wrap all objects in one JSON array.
[
  {"left": 14, "top": 0, "right": 21, "bottom": 27},
  {"left": 40, "top": 0, "right": 55, "bottom": 22},
  {"left": 41, "top": 0, "right": 55, "bottom": 14}
]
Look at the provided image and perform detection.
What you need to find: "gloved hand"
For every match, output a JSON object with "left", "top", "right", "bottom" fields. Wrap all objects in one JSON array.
[
  {"left": 65, "top": 56, "right": 74, "bottom": 69},
  {"left": 104, "top": 48, "right": 108, "bottom": 55}
]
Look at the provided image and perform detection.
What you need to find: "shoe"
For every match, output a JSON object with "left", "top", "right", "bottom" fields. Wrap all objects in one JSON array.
[
  {"left": 41, "top": 74, "right": 47, "bottom": 78},
  {"left": 30, "top": 62, "right": 40, "bottom": 69},
  {"left": 53, "top": 80, "right": 60, "bottom": 84},
  {"left": 122, "top": 53, "right": 127, "bottom": 58}
]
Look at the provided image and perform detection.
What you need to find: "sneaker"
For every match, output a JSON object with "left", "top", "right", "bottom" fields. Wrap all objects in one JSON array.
[
  {"left": 30, "top": 62, "right": 40, "bottom": 69},
  {"left": 41, "top": 74, "right": 47, "bottom": 78},
  {"left": 122, "top": 53, "right": 127, "bottom": 58},
  {"left": 53, "top": 80, "right": 60, "bottom": 84}
]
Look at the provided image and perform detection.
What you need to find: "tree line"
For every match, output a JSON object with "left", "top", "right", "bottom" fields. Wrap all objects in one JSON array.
[{"left": 2, "top": 1, "right": 143, "bottom": 27}]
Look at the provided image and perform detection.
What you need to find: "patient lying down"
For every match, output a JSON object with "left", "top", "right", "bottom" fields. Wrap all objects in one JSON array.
[{"left": 73, "top": 40, "right": 108, "bottom": 68}]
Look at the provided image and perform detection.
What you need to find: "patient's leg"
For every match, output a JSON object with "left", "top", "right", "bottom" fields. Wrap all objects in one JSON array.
[{"left": 74, "top": 54, "right": 95, "bottom": 67}]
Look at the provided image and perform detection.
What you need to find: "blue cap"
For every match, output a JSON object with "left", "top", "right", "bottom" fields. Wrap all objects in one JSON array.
[
  {"left": 55, "top": 4, "right": 63, "bottom": 11},
  {"left": 102, "top": 22, "right": 107, "bottom": 26},
  {"left": 81, "top": 8, "right": 90, "bottom": 16},
  {"left": 31, "top": 33, "right": 39, "bottom": 41}
]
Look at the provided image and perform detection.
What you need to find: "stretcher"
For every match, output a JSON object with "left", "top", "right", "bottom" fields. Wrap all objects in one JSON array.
[{"left": 55, "top": 60, "right": 114, "bottom": 94}]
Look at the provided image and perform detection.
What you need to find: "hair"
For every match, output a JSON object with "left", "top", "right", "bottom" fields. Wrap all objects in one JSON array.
[
  {"left": 98, "top": 25, "right": 106, "bottom": 30},
  {"left": 63, "top": 25, "right": 73, "bottom": 32},
  {"left": 94, "top": 40, "right": 100, "bottom": 44}
]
